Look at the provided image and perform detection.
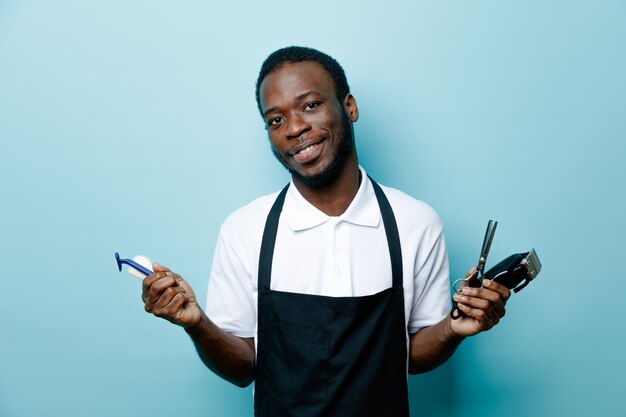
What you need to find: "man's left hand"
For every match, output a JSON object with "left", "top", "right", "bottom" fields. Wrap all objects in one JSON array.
[{"left": 451, "top": 272, "right": 511, "bottom": 337}]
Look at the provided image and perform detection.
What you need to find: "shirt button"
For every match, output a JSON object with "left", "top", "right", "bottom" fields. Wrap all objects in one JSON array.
[
  {"left": 336, "top": 247, "right": 342, "bottom": 255},
  {"left": 336, "top": 267, "right": 342, "bottom": 275}
]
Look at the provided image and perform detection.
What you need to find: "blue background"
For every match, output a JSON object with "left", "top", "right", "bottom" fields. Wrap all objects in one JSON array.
[{"left": 1, "top": 1, "right": 624, "bottom": 416}]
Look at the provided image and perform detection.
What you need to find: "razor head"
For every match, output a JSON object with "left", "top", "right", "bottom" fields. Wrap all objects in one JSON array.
[
  {"left": 114, "top": 252, "right": 154, "bottom": 276},
  {"left": 115, "top": 252, "right": 122, "bottom": 271}
]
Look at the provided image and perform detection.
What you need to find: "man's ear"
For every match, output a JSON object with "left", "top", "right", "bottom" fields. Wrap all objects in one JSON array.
[{"left": 344, "top": 93, "right": 359, "bottom": 122}]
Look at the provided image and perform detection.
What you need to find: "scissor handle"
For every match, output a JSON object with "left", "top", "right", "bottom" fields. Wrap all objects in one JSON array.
[
  {"left": 452, "top": 277, "right": 468, "bottom": 293},
  {"left": 450, "top": 270, "right": 483, "bottom": 320}
]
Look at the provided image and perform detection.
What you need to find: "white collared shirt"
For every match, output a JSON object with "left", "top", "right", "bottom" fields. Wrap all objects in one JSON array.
[{"left": 205, "top": 167, "right": 451, "bottom": 339}]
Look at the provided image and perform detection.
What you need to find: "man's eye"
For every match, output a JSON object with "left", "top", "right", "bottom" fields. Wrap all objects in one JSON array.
[
  {"left": 304, "top": 102, "right": 320, "bottom": 111},
  {"left": 268, "top": 117, "right": 283, "bottom": 127}
]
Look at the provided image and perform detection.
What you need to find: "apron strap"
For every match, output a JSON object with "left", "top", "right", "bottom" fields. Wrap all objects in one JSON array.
[
  {"left": 258, "top": 184, "right": 289, "bottom": 292},
  {"left": 369, "top": 177, "right": 404, "bottom": 290}
]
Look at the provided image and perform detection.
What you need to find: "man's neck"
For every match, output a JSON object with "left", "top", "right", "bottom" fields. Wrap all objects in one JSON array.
[{"left": 292, "top": 157, "right": 361, "bottom": 217}]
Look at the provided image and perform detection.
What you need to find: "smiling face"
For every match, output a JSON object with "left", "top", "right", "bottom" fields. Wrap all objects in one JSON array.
[{"left": 259, "top": 61, "right": 359, "bottom": 189}]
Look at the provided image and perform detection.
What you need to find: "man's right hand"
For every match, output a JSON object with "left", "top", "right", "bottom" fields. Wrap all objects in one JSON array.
[
  {"left": 142, "top": 262, "right": 255, "bottom": 387},
  {"left": 142, "top": 262, "right": 203, "bottom": 328}
]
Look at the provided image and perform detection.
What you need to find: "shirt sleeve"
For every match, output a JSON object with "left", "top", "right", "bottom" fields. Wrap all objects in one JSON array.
[
  {"left": 204, "top": 225, "right": 256, "bottom": 338},
  {"left": 408, "top": 226, "right": 451, "bottom": 334}
]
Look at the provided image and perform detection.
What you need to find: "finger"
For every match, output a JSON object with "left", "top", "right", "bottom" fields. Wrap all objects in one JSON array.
[
  {"left": 483, "top": 279, "right": 511, "bottom": 303},
  {"left": 168, "top": 274, "right": 194, "bottom": 297},
  {"left": 142, "top": 270, "right": 173, "bottom": 290},
  {"left": 465, "top": 266, "right": 477, "bottom": 278},
  {"left": 459, "top": 285, "right": 507, "bottom": 318},
  {"left": 163, "top": 291, "right": 187, "bottom": 318},
  {"left": 145, "top": 268, "right": 180, "bottom": 288},
  {"left": 144, "top": 275, "right": 178, "bottom": 310},
  {"left": 142, "top": 273, "right": 160, "bottom": 302},
  {"left": 152, "top": 262, "right": 171, "bottom": 273},
  {"left": 154, "top": 286, "right": 186, "bottom": 311},
  {"left": 456, "top": 302, "right": 498, "bottom": 330},
  {"left": 453, "top": 293, "right": 500, "bottom": 323},
  {"left": 170, "top": 273, "right": 183, "bottom": 285},
  {"left": 142, "top": 271, "right": 172, "bottom": 302},
  {"left": 453, "top": 292, "right": 495, "bottom": 316},
  {"left": 154, "top": 292, "right": 188, "bottom": 321}
]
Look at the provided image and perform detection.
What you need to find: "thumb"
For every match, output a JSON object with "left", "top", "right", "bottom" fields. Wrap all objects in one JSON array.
[{"left": 152, "top": 262, "right": 171, "bottom": 273}]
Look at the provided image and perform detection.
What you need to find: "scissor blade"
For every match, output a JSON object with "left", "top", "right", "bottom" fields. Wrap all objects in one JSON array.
[
  {"left": 476, "top": 220, "right": 498, "bottom": 276},
  {"left": 481, "top": 220, "right": 497, "bottom": 260}
]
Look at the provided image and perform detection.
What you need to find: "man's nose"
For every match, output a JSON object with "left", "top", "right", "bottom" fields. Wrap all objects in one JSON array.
[{"left": 285, "top": 113, "right": 311, "bottom": 139}]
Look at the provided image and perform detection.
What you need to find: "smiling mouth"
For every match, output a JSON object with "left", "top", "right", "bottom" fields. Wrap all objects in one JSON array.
[
  {"left": 289, "top": 139, "right": 326, "bottom": 164},
  {"left": 289, "top": 137, "right": 326, "bottom": 156},
  {"left": 296, "top": 144, "right": 316, "bottom": 155}
]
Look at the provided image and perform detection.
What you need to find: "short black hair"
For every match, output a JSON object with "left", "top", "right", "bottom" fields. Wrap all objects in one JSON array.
[{"left": 255, "top": 46, "right": 350, "bottom": 116}]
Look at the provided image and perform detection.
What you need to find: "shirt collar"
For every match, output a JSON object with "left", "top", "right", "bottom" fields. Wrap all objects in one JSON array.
[{"left": 283, "top": 166, "right": 381, "bottom": 232}]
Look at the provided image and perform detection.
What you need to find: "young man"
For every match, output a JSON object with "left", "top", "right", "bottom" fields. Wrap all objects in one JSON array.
[{"left": 142, "top": 46, "right": 510, "bottom": 416}]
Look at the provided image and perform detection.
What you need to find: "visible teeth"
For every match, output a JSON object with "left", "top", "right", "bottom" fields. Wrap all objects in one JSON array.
[{"left": 298, "top": 145, "right": 314, "bottom": 154}]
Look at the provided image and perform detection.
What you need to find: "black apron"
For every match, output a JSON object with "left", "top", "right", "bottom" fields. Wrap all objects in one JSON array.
[{"left": 255, "top": 178, "right": 410, "bottom": 417}]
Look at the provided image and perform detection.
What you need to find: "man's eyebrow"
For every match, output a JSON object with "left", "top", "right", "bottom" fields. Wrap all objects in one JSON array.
[
  {"left": 296, "top": 90, "right": 322, "bottom": 102},
  {"left": 263, "top": 106, "right": 278, "bottom": 117}
]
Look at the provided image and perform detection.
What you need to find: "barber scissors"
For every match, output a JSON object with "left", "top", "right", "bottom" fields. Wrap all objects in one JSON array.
[{"left": 450, "top": 220, "right": 498, "bottom": 320}]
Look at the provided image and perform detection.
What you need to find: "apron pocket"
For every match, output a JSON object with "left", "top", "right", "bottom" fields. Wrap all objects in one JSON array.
[{"left": 268, "top": 319, "right": 330, "bottom": 403}]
